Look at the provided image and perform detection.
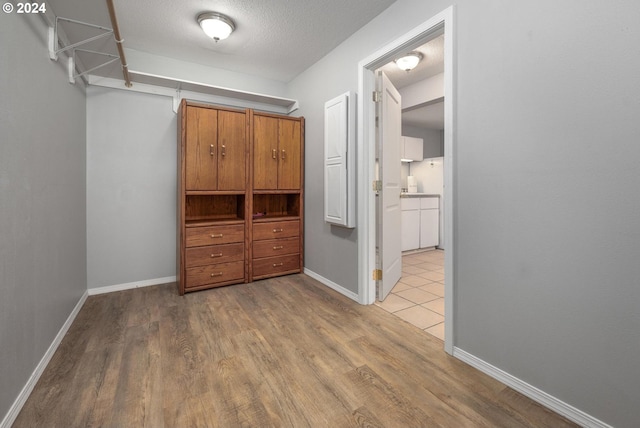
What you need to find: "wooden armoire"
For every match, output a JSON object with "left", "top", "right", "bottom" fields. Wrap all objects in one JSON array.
[{"left": 177, "top": 100, "right": 304, "bottom": 295}]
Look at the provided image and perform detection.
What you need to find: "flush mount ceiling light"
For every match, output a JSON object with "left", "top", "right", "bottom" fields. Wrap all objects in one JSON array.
[
  {"left": 198, "top": 12, "right": 235, "bottom": 42},
  {"left": 394, "top": 52, "right": 423, "bottom": 71}
]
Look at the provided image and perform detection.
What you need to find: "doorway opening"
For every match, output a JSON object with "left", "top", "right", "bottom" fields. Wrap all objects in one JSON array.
[
  {"left": 356, "top": 7, "right": 455, "bottom": 354},
  {"left": 374, "top": 33, "right": 446, "bottom": 341}
]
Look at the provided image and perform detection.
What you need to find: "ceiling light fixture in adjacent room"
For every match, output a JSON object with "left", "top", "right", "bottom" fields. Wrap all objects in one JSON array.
[
  {"left": 198, "top": 12, "right": 235, "bottom": 42},
  {"left": 394, "top": 52, "right": 423, "bottom": 71}
]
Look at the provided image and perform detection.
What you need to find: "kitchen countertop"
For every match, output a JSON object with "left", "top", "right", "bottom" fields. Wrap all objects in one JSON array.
[{"left": 400, "top": 193, "right": 440, "bottom": 198}]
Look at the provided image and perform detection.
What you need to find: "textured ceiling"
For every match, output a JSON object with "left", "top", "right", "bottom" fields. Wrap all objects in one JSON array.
[{"left": 49, "top": 0, "right": 397, "bottom": 83}]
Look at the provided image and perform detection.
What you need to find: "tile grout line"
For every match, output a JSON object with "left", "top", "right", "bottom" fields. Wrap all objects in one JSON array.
[{"left": 376, "top": 250, "right": 445, "bottom": 340}]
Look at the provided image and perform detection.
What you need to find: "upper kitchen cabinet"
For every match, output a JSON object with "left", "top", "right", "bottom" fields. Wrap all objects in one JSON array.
[
  {"left": 254, "top": 114, "right": 303, "bottom": 190},
  {"left": 184, "top": 104, "right": 248, "bottom": 191},
  {"left": 400, "top": 136, "right": 423, "bottom": 162}
]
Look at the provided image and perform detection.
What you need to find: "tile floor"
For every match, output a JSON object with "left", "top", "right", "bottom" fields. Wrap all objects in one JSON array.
[{"left": 375, "top": 249, "right": 445, "bottom": 341}]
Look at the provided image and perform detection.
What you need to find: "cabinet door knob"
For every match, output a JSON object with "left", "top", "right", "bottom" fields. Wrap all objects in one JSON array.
[
  {"left": 273, "top": 228, "right": 283, "bottom": 233},
  {"left": 211, "top": 253, "right": 223, "bottom": 258},
  {"left": 210, "top": 234, "right": 223, "bottom": 238},
  {"left": 281, "top": 149, "right": 286, "bottom": 160},
  {"left": 221, "top": 144, "right": 226, "bottom": 156},
  {"left": 209, "top": 144, "right": 215, "bottom": 156},
  {"left": 272, "top": 263, "right": 284, "bottom": 267},
  {"left": 210, "top": 272, "right": 223, "bottom": 277},
  {"left": 272, "top": 148, "right": 277, "bottom": 159}
]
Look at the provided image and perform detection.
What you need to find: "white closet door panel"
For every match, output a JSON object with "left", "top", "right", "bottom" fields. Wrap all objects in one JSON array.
[
  {"left": 324, "top": 92, "right": 355, "bottom": 227},
  {"left": 325, "top": 164, "right": 345, "bottom": 221}
]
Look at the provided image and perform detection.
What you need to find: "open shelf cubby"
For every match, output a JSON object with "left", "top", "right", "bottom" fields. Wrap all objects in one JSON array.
[
  {"left": 252, "top": 193, "right": 300, "bottom": 221},
  {"left": 185, "top": 194, "right": 245, "bottom": 226}
]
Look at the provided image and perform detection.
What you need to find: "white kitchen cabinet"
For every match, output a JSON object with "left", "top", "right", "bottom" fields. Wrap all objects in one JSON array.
[
  {"left": 401, "top": 198, "right": 420, "bottom": 251},
  {"left": 400, "top": 136, "right": 423, "bottom": 162},
  {"left": 401, "top": 196, "right": 439, "bottom": 251},
  {"left": 420, "top": 197, "right": 439, "bottom": 248}
]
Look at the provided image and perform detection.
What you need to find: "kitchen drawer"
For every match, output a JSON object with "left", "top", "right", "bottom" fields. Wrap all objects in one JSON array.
[
  {"left": 420, "top": 197, "right": 439, "bottom": 209},
  {"left": 252, "top": 254, "right": 300, "bottom": 278},
  {"left": 253, "top": 237, "right": 300, "bottom": 259},
  {"left": 185, "top": 260, "right": 244, "bottom": 288},
  {"left": 185, "top": 223, "right": 244, "bottom": 247},
  {"left": 401, "top": 198, "right": 420, "bottom": 210},
  {"left": 253, "top": 219, "right": 300, "bottom": 241},
  {"left": 185, "top": 243, "right": 244, "bottom": 268}
]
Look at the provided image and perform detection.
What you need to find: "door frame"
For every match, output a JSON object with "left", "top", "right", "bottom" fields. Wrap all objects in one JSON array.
[{"left": 356, "top": 6, "right": 455, "bottom": 354}]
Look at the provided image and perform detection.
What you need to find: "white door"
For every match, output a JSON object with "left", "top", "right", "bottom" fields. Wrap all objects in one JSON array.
[{"left": 377, "top": 71, "right": 402, "bottom": 300}]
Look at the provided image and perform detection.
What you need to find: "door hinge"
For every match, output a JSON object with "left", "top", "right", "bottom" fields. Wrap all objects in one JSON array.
[
  {"left": 373, "top": 269, "right": 383, "bottom": 280},
  {"left": 372, "top": 180, "right": 382, "bottom": 191},
  {"left": 372, "top": 91, "right": 381, "bottom": 103}
]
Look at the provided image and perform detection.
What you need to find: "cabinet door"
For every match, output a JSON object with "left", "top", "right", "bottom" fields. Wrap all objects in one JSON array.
[
  {"left": 185, "top": 106, "right": 217, "bottom": 190},
  {"left": 401, "top": 210, "right": 420, "bottom": 251},
  {"left": 217, "top": 110, "right": 247, "bottom": 190},
  {"left": 278, "top": 119, "right": 302, "bottom": 190},
  {"left": 420, "top": 209, "right": 439, "bottom": 248},
  {"left": 253, "top": 115, "right": 278, "bottom": 190},
  {"left": 405, "top": 136, "right": 423, "bottom": 161}
]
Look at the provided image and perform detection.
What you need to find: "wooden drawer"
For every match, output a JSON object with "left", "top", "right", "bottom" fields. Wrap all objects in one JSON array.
[
  {"left": 252, "top": 254, "right": 300, "bottom": 278},
  {"left": 253, "top": 237, "right": 299, "bottom": 259},
  {"left": 185, "top": 260, "right": 244, "bottom": 288},
  {"left": 186, "top": 224, "right": 244, "bottom": 247},
  {"left": 186, "top": 243, "right": 244, "bottom": 268},
  {"left": 253, "top": 219, "right": 300, "bottom": 241}
]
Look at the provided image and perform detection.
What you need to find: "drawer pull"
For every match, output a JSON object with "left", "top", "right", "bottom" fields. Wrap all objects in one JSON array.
[
  {"left": 281, "top": 149, "right": 286, "bottom": 160},
  {"left": 273, "top": 228, "right": 283, "bottom": 233},
  {"left": 272, "top": 263, "right": 284, "bottom": 267},
  {"left": 273, "top": 245, "right": 284, "bottom": 250},
  {"left": 272, "top": 148, "right": 277, "bottom": 159},
  {"left": 209, "top": 144, "right": 215, "bottom": 156},
  {"left": 210, "top": 272, "right": 223, "bottom": 277},
  {"left": 221, "top": 144, "right": 226, "bottom": 157},
  {"left": 210, "top": 234, "right": 223, "bottom": 238},
  {"left": 211, "top": 253, "right": 223, "bottom": 258}
]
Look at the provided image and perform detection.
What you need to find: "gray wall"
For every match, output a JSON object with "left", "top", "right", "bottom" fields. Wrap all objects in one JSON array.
[
  {"left": 86, "top": 87, "right": 177, "bottom": 289},
  {"left": 288, "top": 1, "right": 640, "bottom": 426},
  {"left": 0, "top": 13, "right": 87, "bottom": 421}
]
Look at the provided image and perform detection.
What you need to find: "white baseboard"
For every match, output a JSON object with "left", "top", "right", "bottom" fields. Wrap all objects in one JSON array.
[
  {"left": 0, "top": 291, "right": 89, "bottom": 428},
  {"left": 87, "top": 276, "right": 176, "bottom": 296},
  {"left": 303, "top": 268, "right": 360, "bottom": 302},
  {"left": 453, "top": 347, "right": 612, "bottom": 428}
]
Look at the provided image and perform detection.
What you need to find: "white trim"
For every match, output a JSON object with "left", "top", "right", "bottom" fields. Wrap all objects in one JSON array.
[
  {"left": 357, "top": 6, "right": 456, "bottom": 354},
  {"left": 453, "top": 347, "right": 612, "bottom": 428},
  {"left": 87, "top": 276, "right": 176, "bottom": 296},
  {"left": 304, "top": 268, "right": 360, "bottom": 302},
  {"left": 0, "top": 291, "right": 88, "bottom": 428}
]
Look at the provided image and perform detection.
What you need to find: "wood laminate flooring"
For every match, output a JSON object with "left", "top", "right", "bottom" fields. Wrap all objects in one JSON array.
[{"left": 14, "top": 274, "right": 577, "bottom": 427}]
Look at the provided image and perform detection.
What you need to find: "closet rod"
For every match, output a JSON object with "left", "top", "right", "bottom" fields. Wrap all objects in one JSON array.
[{"left": 105, "top": 0, "right": 132, "bottom": 87}]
